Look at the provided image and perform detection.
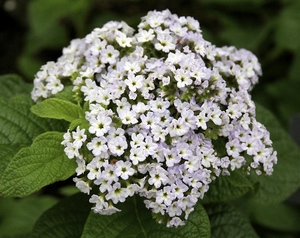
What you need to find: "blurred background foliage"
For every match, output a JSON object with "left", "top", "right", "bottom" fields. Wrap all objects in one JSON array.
[{"left": 0, "top": 0, "right": 299, "bottom": 237}]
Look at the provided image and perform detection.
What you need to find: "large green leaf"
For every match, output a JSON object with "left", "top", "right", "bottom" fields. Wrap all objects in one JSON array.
[
  {"left": 0, "top": 74, "right": 32, "bottom": 99},
  {"left": 29, "top": 0, "right": 90, "bottom": 37},
  {"left": 289, "top": 51, "right": 300, "bottom": 81},
  {"left": 0, "top": 144, "right": 23, "bottom": 179},
  {"left": 248, "top": 202, "right": 300, "bottom": 233},
  {"left": 20, "top": 0, "right": 91, "bottom": 78},
  {"left": 30, "top": 193, "right": 91, "bottom": 238},
  {"left": 0, "top": 195, "right": 57, "bottom": 237},
  {"left": 0, "top": 95, "right": 66, "bottom": 145},
  {"left": 250, "top": 104, "right": 300, "bottom": 203},
  {"left": 267, "top": 79, "right": 300, "bottom": 124},
  {"left": 0, "top": 131, "right": 76, "bottom": 197},
  {"left": 275, "top": 0, "right": 300, "bottom": 51},
  {"left": 82, "top": 196, "right": 210, "bottom": 238},
  {"left": 31, "top": 98, "right": 82, "bottom": 122},
  {"left": 200, "top": 0, "right": 266, "bottom": 8},
  {"left": 53, "top": 86, "right": 75, "bottom": 102},
  {"left": 206, "top": 203, "right": 259, "bottom": 238},
  {"left": 218, "top": 14, "right": 272, "bottom": 52},
  {"left": 203, "top": 171, "right": 253, "bottom": 203}
]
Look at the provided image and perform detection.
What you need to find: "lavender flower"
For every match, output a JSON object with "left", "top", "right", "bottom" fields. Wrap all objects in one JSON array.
[{"left": 31, "top": 9, "right": 277, "bottom": 227}]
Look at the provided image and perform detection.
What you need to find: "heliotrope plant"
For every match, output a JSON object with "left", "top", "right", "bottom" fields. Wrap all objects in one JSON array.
[{"left": 29, "top": 9, "right": 277, "bottom": 227}]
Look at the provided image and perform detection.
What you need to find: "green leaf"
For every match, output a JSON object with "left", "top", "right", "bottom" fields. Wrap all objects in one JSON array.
[
  {"left": 289, "top": 50, "right": 300, "bottom": 81},
  {"left": 206, "top": 203, "right": 259, "bottom": 238},
  {"left": 0, "top": 144, "right": 23, "bottom": 178},
  {"left": 31, "top": 98, "right": 82, "bottom": 122},
  {"left": 30, "top": 193, "right": 91, "bottom": 238},
  {"left": 0, "top": 131, "right": 76, "bottom": 197},
  {"left": 0, "top": 195, "right": 57, "bottom": 237},
  {"left": 218, "top": 15, "right": 272, "bottom": 52},
  {"left": 0, "top": 74, "right": 32, "bottom": 99},
  {"left": 0, "top": 95, "right": 66, "bottom": 145},
  {"left": 203, "top": 171, "right": 253, "bottom": 203},
  {"left": 248, "top": 202, "right": 300, "bottom": 232},
  {"left": 82, "top": 196, "right": 210, "bottom": 238},
  {"left": 54, "top": 86, "right": 75, "bottom": 102},
  {"left": 267, "top": 79, "right": 300, "bottom": 124},
  {"left": 19, "top": 0, "right": 91, "bottom": 78},
  {"left": 24, "top": 23, "right": 68, "bottom": 54},
  {"left": 200, "top": 0, "right": 265, "bottom": 8},
  {"left": 275, "top": 1, "right": 300, "bottom": 51},
  {"left": 29, "top": 0, "right": 90, "bottom": 37},
  {"left": 18, "top": 53, "right": 45, "bottom": 80},
  {"left": 250, "top": 104, "right": 300, "bottom": 203}
]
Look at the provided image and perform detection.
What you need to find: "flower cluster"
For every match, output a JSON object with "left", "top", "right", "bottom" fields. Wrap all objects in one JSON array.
[{"left": 31, "top": 10, "right": 277, "bottom": 227}]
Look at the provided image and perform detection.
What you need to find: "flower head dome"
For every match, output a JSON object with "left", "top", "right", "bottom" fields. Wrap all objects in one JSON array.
[{"left": 32, "top": 9, "right": 276, "bottom": 227}]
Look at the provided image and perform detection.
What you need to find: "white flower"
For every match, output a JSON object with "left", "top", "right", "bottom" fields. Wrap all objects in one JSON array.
[
  {"left": 241, "top": 137, "right": 262, "bottom": 156},
  {"left": 156, "top": 186, "right": 175, "bottom": 206},
  {"left": 99, "top": 204, "right": 121, "bottom": 215},
  {"left": 145, "top": 200, "right": 166, "bottom": 215},
  {"left": 164, "top": 148, "right": 181, "bottom": 167},
  {"left": 176, "top": 143, "right": 193, "bottom": 159},
  {"left": 72, "top": 127, "right": 87, "bottom": 149},
  {"left": 124, "top": 73, "right": 144, "bottom": 92},
  {"left": 64, "top": 142, "right": 79, "bottom": 159},
  {"left": 100, "top": 45, "right": 119, "bottom": 64},
  {"left": 73, "top": 177, "right": 91, "bottom": 194},
  {"left": 140, "top": 112, "right": 156, "bottom": 129},
  {"left": 226, "top": 139, "right": 242, "bottom": 158},
  {"left": 90, "top": 38, "right": 107, "bottom": 56},
  {"left": 123, "top": 61, "right": 141, "bottom": 74},
  {"left": 105, "top": 182, "right": 129, "bottom": 204},
  {"left": 207, "top": 104, "right": 223, "bottom": 126},
  {"left": 155, "top": 32, "right": 176, "bottom": 53},
  {"left": 118, "top": 108, "right": 138, "bottom": 125},
  {"left": 226, "top": 103, "right": 242, "bottom": 119},
  {"left": 167, "top": 202, "right": 182, "bottom": 217},
  {"left": 87, "top": 136, "right": 108, "bottom": 156},
  {"left": 116, "top": 31, "right": 132, "bottom": 47},
  {"left": 101, "top": 164, "right": 119, "bottom": 183},
  {"left": 151, "top": 124, "right": 167, "bottom": 142},
  {"left": 88, "top": 112, "right": 112, "bottom": 136},
  {"left": 169, "top": 118, "right": 190, "bottom": 137},
  {"left": 136, "top": 29, "right": 155, "bottom": 43},
  {"left": 143, "top": 136, "right": 158, "bottom": 156},
  {"left": 195, "top": 111, "right": 209, "bottom": 130},
  {"left": 45, "top": 76, "right": 64, "bottom": 94},
  {"left": 130, "top": 133, "right": 145, "bottom": 148},
  {"left": 61, "top": 130, "right": 73, "bottom": 146},
  {"left": 75, "top": 156, "right": 86, "bottom": 175},
  {"left": 129, "top": 147, "right": 147, "bottom": 165},
  {"left": 108, "top": 136, "right": 128, "bottom": 156},
  {"left": 170, "top": 22, "right": 187, "bottom": 37},
  {"left": 148, "top": 166, "right": 169, "bottom": 188},
  {"left": 184, "top": 156, "right": 201, "bottom": 173},
  {"left": 86, "top": 159, "right": 101, "bottom": 180},
  {"left": 181, "top": 109, "right": 197, "bottom": 130},
  {"left": 230, "top": 156, "right": 245, "bottom": 170},
  {"left": 146, "top": 12, "right": 164, "bottom": 28},
  {"left": 107, "top": 127, "right": 125, "bottom": 140},
  {"left": 132, "top": 102, "right": 150, "bottom": 114},
  {"left": 174, "top": 68, "right": 193, "bottom": 88},
  {"left": 90, "top": 194, "right": 109, "bottom": 213},
  {"left": 149, "top": 98, "right": 170, "bottom": 113},
  {"left": 114, "top": 160, "right": 135, "bottom": 180}
]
